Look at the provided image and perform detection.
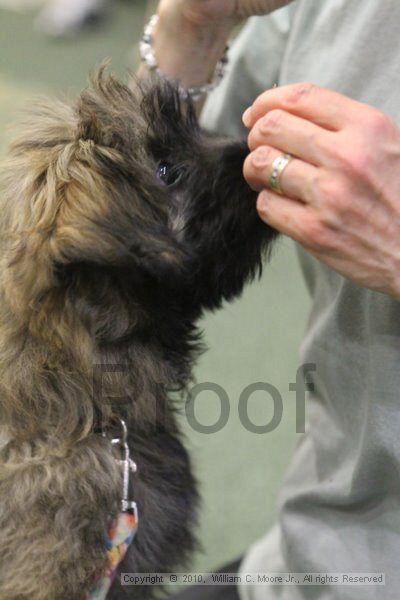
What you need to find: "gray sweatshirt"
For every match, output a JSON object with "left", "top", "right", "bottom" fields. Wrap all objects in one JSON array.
[{"left": 201, "top": 2, "right": 400, "bottom": 599}]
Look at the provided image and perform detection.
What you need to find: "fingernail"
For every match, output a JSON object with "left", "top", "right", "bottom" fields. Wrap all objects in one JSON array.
[
  {"left": 257, "top": 190, "right": 270, "bottom": 213},
  {"left": 242, "top": 107, "right": 253, "bottom": 128},
  {"left": 252, "top": 147, "right": 270, "bottom": 168}
]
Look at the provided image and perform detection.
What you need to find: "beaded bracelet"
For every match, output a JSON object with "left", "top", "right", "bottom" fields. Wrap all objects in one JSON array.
[{"left": 139, "top": 14, "right": 230, "bottom": 102}]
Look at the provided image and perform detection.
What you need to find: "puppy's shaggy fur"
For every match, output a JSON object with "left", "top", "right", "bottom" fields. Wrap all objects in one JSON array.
[{"left": 0, "top": 69, "right": 277, "bottom": 599}]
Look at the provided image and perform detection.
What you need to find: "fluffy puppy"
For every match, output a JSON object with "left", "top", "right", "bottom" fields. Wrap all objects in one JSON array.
[{"left": 0, "top": 69, "right": 277, "bottom": 599}]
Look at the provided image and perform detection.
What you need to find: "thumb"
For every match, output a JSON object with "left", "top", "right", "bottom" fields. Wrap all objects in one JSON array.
[{"left": 235, "top": 0, "right": 294, "bottom": 18}]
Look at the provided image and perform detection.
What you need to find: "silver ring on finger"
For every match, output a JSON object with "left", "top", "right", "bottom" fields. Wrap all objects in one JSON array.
[{"left": 269, "top": 153, "right": 293, "bottom": 195}]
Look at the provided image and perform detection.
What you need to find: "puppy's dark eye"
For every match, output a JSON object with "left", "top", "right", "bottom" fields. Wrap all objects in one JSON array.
[{"left": 157, "top": 161, "right": 184, "bottom": 187}]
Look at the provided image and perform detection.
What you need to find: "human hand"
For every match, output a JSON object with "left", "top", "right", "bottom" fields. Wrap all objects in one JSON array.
[
  {"left": 242, "top": 83, "right": 400, "bottom": 299},
  {"left": 158, "top": 0, "right": 294, "bottom": 27}
]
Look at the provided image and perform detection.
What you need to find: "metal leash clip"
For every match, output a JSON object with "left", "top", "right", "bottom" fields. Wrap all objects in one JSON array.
[{"left": 110, "top": 418, "right": 138, "bottom": 517}]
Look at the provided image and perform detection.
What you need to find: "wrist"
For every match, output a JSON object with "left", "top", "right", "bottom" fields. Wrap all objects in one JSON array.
[{"left": 152, "top": 9, "right": 233, "bottom": 88}]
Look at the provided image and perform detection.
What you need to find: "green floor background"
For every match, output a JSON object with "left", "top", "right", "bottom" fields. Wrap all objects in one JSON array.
[{"left": 0, "top": 1, "right": 311, "bottom": 575}]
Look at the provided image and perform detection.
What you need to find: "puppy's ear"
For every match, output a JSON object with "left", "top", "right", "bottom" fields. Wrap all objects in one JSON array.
[
  {"left": 75, "top": 65, "right": 143, "bottom": 150},
  {"left": 0, "top": 97, "right": 77, "bottom": 319}
]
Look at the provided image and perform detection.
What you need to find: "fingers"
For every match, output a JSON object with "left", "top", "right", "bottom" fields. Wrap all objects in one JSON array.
[
  {"left": 256, "top": 189, "right": 317, "bottom": 245},
  {"left": 235, "top": 0, "right": 295, "bottom": 18},
  {"left": 243, "top": 83, "right": 366, "bottom": 131},
  {"left": 247, "top": 108, "right": 334, "bottom": 166},
  {"left": 256, "top": 189, "right": 337, "bottom": 252},
  {"left": 243, "top": 144, "right": 318, "bottom": 202}
]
